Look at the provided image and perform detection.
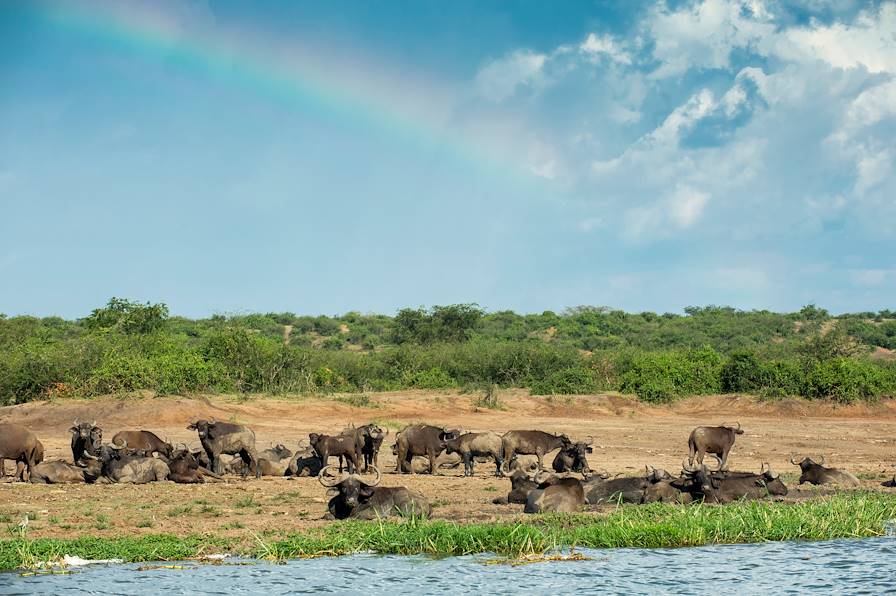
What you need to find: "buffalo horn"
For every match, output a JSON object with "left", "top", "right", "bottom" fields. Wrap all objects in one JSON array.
[
  {"left": 367, "top": 466, "right": 382, "bottom": 487},
  {"left": 682, "top": 459, "right": 698, "bottom": 473},
  {"left": 317, "top": 465, "right": 346, "bottom": 487},
  {"left": 764, "top": 463, "right": 779, "bottom": 479},
  {"left": 707, "top": 454, "right": 723, "bottom": 471},
  {"left": 790, "top": 454, "right": 799, "bottom": 465},
  {"left": 819, "top": 455, "right": 826, "bottom": 466}
]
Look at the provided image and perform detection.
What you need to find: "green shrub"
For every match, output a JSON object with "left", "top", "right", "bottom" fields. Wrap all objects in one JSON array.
[
  {"left": 401, "top": 367, "right": 457, "bottom": 389},
  {"left": 88, "top": 353, "right": 156, "bottom": 395},
  {"left": 803, "top": 358, "right": 888, "bottom": 403},
  {"left": 529, "top": 367, "right": 598, "bottom": 395}
]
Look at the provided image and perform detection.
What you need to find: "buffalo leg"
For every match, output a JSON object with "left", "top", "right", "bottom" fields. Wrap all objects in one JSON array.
[
  {"left": 688, "top": 441, "right": 696, "bottom": 466},
  {"left": 536, "top": 451, "right": 544, "bottom": 471},
  {"left": 0, "top": 458, "right": 4, "bottom": 477},
  {"left": 462, "top": 453, "right": 473, "bottom": 477},
  {"left": 494, "top": 455, "right": 504, "bottom": 477},
  {"left": 695, "top": 449, "right": 704, "bottom": 466},
  {"left": 428, "top": 449, "right": 437, "bottom": 475},
  {"left": 719, "top": 448, "right": 730, "bottom": 471}
]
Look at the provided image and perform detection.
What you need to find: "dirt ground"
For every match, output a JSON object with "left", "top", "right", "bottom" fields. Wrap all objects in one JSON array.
[{"left": 1, "top": 390, "right": 895, "bottom": 542}]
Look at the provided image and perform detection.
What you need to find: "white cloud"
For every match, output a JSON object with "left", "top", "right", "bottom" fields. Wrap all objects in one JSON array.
[
  {"left": 623, "top": 184, "right": 711, "bottom": 240},
  {"left": 668, "top": 185, "right": 711, "bottom": 227},
  {"left": 850, "top": 269, "right": 892, "bottom": 286},
  {"left": 474, "top": 50, "right": 547, "bottom": 101},
  {"left": 854, "top": 146, "right": 892, "bottom": 196},
  {"left": 580, "top": 33, "right": 632, "bottom": 65}
]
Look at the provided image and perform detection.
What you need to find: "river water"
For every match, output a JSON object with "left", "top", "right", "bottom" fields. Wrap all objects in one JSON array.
[{"left": 3, "top": 537, "right": 895, "bottom": 595}]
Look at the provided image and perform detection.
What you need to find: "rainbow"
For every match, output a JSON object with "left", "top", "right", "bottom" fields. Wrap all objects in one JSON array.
[{"left": 28, "top": 1, "right": 525, "bottom": 176}]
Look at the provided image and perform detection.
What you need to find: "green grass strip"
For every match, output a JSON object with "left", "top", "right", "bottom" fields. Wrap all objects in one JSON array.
[{"left": 2, "top": 493, "right": 895, "bottom": 571}]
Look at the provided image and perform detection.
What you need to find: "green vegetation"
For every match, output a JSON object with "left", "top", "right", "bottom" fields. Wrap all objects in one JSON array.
[
  {"left": 1, "top": 299, "right": 895, "bottom": 405},
  {"left": 1, "top": 494, "right": 894, "bottom": 570}
]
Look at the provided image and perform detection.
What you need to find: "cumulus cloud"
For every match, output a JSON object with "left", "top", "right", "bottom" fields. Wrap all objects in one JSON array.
[{"left": 580, "top": 33, "right": 632, "bottom": 65}]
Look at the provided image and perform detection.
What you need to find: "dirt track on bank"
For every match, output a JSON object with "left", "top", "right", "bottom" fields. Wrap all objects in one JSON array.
[{"left": 1, "top": 390, "right": 894, "bottom": 541}]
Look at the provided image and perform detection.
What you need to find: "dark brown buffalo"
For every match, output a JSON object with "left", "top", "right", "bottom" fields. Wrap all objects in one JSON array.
[
  {"left": 112, "top": 430, "right": 172, "bottom": 458},
  {"left": 340, "top": 424, "right": 388, "bottom": 473},
  {"left": 442, "top": 431, "right": 504, "bottom": 476},
  {"left": 98, "top": 444, "right": 170, "bottom": 484},
  {"left": 501, "top": 430, "right": 572, "bottom": 472},
  {"left": 70, "top": 420, "right": 102, "bottom": 464},
  {"left": 318, "top": 465, "right": 431, "bottom": 520},
  {"left": 30, "top": 459, "right": 102, "bottom": 484},
  {"left": 524, "top": 476, "right": 585, "bottom": 513},
  {"left": 583, "top": 473, "right": 652, "bottom": 504},
  {"left": 682, "top": 457, "right": 788, "bottom": 503},
  {"left": 228, "top": 456, "right": 289, "bottom": 476},
  {"left": 167, "top": 446, "right": 221, "bottom": 484},
  {"left": 187, "top": 419, "right": 261, "bottom": 478},
  {"left": 393, "top": 424, "right": 455, "bottom": 475},
  {"left": 0, "top": 423, "right": 44, "bottom": 481},
  {"left": 492, "top": 468, "right": 540, "bottom": 505},
  {"left": 688, "top": 422, "right": 743, "bottom": 470},
  {"left": 309, "top": 433, "right": 361, "bottom": 473},
  {"left": 551, "top": 437, "right": 593, "bottom": 475},
  {"left": 790, "top": 455, "right": 860, "bottom": 487},
  {"left": 287, "top": 445, "right": 323, "bottom": 477}
]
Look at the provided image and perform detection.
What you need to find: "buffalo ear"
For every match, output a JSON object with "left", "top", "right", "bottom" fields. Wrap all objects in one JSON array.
[
  {"left": 359, "top": 485, "right": 376, "bottom": 498},
  {"left": 710, "top": 477, "right": 721, "bottom": 489},
  {"left": 187, "top": 423, "right": 197, "bottom": 430},
  {"left": 585, "top": 447, "right": 594, "bottom": 453},
  {"left": 326, "top": 488, "right": 339, "bottom": 497},
  {"left": 69, "top": 426, "right": 78, "bottom": 434}
]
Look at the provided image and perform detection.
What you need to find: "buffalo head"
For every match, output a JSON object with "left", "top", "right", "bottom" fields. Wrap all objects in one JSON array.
[{"left": 318, "top": 464, "right": 382, "bottom": 508}]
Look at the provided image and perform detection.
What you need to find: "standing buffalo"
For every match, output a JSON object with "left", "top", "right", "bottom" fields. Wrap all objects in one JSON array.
[
  {"left": 340, "top": 424, "right": 388, "bottom": 473},
  {"left": 681, "top": 457, "right": 788, "bottom": 503},
  {"left": 187, "top": 420, "right": 261, "bottom": 478},
  {"left": 502, "top": 431, "right": 572, "bottom": 472},
  {"left": 98, "top": 444, "right": 170, "bottom": 484},
  {"left": 111, "top": 430, "right": 172, "bottom": 459},
  {"left": 30, "top": 459, "right": 102, "bottom": 484},
  {"left": 0, "top": 424, "right": 44, "bottom": 481},
  {"left": 393, "top": 424, "right": 455, "bottom": 475},
  {"left": 318, "top": 465, "right": 431, "bottom": 520},
  {"left": 688, "top": 422, "right": 743, "bottom": 470},
  {"left": 309, "top": 433, "right": 361, "bottom": 473},
  {"left": 790, "top": 455, "right": 860, "bottom": 487},
  {"left": 524, "top": 476, "right": 586, "bottom": 514},
  {"left": 552, "top": 437, "right": 593, "bottom": 475},
  {"left": 70, "top": 420, "right": 102, "bottom": 464},
  {"left": 442, "top": 431, "right": 504, "bottom": 477}
]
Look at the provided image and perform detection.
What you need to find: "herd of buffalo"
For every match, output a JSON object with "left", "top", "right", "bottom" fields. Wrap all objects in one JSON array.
[{"left": 0, "top": 419, "right": 877, "bottom": 521}]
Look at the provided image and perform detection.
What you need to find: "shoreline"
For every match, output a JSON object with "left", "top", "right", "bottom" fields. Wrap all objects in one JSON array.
[{"left": 2, "top": 494, "right": 895, "bottom": 571}]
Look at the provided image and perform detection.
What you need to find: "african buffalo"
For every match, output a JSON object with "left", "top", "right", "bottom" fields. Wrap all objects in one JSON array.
[
  {"left": 501, "top": 430, "right": 571, "bottom": 472},
  {"left": 340, "top": 424, "right": 388, "bottom": 473},
  {"left": 552, "top": 437, "right": 593, "bottom": 475},
  {"left": 0, "top": 424, "right": 44, "bottom": 481},
  {"left": 688, "top": 422, "right": 743, "bottom": 470},
  {"left": 442, "top": 431, "right": 504, "bottom": 476},
  {"left": 492, "top": 468, "right": 540, "bottom": 505},
  {"left": 99, "top": 444, "right": 170, "bottom": 484},
  {"left": 524, "top": 476, "right": 586, "bottom": 514},
  {"left": 259, "top": 444, "right": 293, "bottom": 462},
  {"left": 682, "top": 457, "right": 788, "bottom": 503},
  {"left": 167, "top": 446, "right": 221, "bottom": 484},
  {"left": 288, "top": 445, "right": 324, "bottom": 477},
  {"left": 790, "top": 455, "right": 860, "bottom": 487},
  {"left": 309, "top": 433, "right": 361, "bottom": 474},
  {"left": 111, "top": 430, "right": 172, "bottom": 458},
  {"left": 583, "top": 472, "right": 652, "bottom": 505},
  {"left": 318, "top": 465, "right": 431, "bottom": 520},
  {"left": 30, "top": 459, "right": 102, "bottom": 484},
  {"left": 187, "top": 419, "right": 261, "bottom": 478},
  {"left": 228, "top": 456, "right": 289, "bottom": 477},
  {"left": 394, "top": 424, "right": 455, "bottom": 475},
  {"left": 70, "top": 420, "right": 102, "bottom": 464}
]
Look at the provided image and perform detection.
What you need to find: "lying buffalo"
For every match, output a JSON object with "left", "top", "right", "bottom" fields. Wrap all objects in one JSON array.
[
  {"left": 790, "top": 455, "right": 860, "bottom": 487},
  {"left": 167, "top": 446, "right": 220, "bottom": 484},
  {"left": 688, "top": 422, "right": 743, "bottom": 470},
  {"left": 188, "top": 419, "right": 261, "bottom": 478},
  {"left": 502, "top": 430, "right": 571, "bottom": 472},
  {"left": 442, "top": 431, "right": 504, "bottom": 477},
  {"left": 259, "top": 444, "right": 292, "bottom": 462},
  {"left": 682, "top": 457, "right": 788, "bottom": 503},
  {"left": 394, "top": 424, "right": 455, "bottom": 475},
  {"left": 641, "top": 467, "right": 692, "bottom": 504},
  {"left": 99, "top": 444, "right": 170, "bottom": 483},
  {"left": 228, "top": 456, "right": 289, "bottom": 477},
  {"left": 524, "top": 476, "right": 586, "bottom": 514},
  {"left": 70, "top": 420, "right": 102, "bottom": 464},
  {"left": 583, "top": 471, "right": 653, "bottom": 505},
  {"left": 288, "top": 445, "right": 323, "bottom": 477},
  {"left": 552, "top": 437, "right": 593, "bottom": 475},
  {"left": 0, "top": 423, "right": 45, "bottom": 481},
  {"left": 318, "top": 465, "right": 431, "bottom": 520},
  {"left": 111, "top": 430, "right": 172, "bottom": 459},
  {"left": 30, "top": 459, "right": 102, "bottom": 484},
  {"left": 493, "top": 468, "right": 540, "bottom": 505}
]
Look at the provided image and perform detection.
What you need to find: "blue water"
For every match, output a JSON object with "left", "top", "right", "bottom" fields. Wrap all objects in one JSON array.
[{"left": 3, "top": 538, "right": 895, "bottom": 595}]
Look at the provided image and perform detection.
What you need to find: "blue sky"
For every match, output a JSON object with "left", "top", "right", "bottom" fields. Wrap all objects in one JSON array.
[{"left": 1, "top": 0, "right": 894, "bottom": 318}]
